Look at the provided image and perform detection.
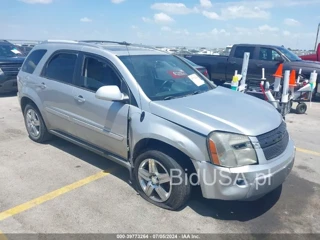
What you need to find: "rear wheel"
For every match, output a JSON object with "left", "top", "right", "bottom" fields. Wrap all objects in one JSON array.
[
  {"left": 134, "top": 150, "right": 191, "bottom": 210},
  {"left": 23, "top": 104, "right": 52, "bottom": 143}
]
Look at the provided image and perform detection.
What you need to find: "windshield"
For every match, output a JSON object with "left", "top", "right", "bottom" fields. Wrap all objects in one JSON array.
[
  {"left": 119, "top": 54, "right": 213, "bottom": 101},
  {"left": 277, "top": 47, "right": 301, "bottom": 61},
  {"left": 0, "top": 44, "right": 24, "bottom": 58}
]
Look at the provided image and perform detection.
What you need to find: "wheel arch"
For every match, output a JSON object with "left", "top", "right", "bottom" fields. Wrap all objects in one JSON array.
[
  {"left": 133, "top": 138, "right": 197, "bottom": 175},
  {"left": 21, "top": 96, "right": 39, "bottom": 113}
]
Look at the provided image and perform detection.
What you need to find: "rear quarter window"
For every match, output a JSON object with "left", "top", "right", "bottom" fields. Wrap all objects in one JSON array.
[
  {"left": 21, "top": 49, "right": 47, "bottom": 74},
  {"left": 233, "top": 46, "right": 254, "bottom": 59}
]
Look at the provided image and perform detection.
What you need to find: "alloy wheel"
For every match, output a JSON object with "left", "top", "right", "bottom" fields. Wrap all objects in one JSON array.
[
  {"left": 26, "top": 109, "right": 41, "bottom": 139},
  {"left": 138, "top": 158, "right": 172, "bottom": 203}
]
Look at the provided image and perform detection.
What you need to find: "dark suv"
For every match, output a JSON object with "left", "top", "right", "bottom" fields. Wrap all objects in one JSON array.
[{"left": 0, "top": 40, "right": 26, "bottom": 93}]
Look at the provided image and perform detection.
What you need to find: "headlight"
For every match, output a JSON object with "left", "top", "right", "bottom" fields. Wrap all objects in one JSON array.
[
  {"left": 207, "top": 132, "right": 257, "bottom": 167},
  {"left": 0, "top": 68, "right": 3, "bottom": 75}
]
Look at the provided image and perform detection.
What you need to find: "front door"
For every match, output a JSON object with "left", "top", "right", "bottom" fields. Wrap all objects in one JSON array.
[
  {"left": 70, "top": 53, "right": 130, "bottom": 159},
  {"left": 254, "top": 47, "right": 283, "bottom": 83}
]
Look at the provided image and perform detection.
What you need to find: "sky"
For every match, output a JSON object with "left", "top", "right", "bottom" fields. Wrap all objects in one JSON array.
[{"left": 1, "top": 0, "right": 320, "bottom": 50}]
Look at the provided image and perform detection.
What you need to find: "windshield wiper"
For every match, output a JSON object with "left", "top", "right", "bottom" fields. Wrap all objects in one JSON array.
[
  {"left": 163, "top": 96, "right": 175, "bottom": 100},
  {"left": 164, "top": 91, "right": 201, "bottom": 100},
  {"left": 163, "top": 90, "right": 205, "bottom": 100},
  {"left": 192, "top": 90, "right": 201, "bottom": 95}
]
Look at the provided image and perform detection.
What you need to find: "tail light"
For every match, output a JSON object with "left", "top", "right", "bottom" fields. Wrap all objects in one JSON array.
[{"left": 203, "top": 69, "right": 209, "bottom": 77}]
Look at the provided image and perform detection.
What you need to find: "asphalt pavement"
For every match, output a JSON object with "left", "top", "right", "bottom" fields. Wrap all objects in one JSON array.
[{"left": 0, "top": 93, "right": 319, "bottom": 236}]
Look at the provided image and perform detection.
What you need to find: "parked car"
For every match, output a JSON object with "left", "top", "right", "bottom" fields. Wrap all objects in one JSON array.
[
  {"left": 300, "top": 43, "right": 320, "bottom": 62},
  {"left": 15, "top": 44, "right": 36, "bottom": 55},
  {"left": 184, "top": 44, "right": 320, "bottom": 99},
  {"left": 18, "top": 40, "right": 295, "bottom": 210},
  {"left": 180, "top": 57, "right": 209, "bottom": 78},
  {"left": 0, "top": 40, "right": 26, "bottom": 93}
]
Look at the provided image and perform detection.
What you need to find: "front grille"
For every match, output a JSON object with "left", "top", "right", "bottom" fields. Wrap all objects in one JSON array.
[
  {"left": 0, "top": 63, "right": 22, "bottom": 77},
  {"left": 256, "top": 121, "right": 289, "bottom": 160}
]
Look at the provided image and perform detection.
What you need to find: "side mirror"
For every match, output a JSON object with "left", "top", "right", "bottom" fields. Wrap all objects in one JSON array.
[
  {"left": 95, "top": 85, "right": 129, "bottom": 102},
  {"left": 274, "top": 56, "right": 284, "bottom": 62}
]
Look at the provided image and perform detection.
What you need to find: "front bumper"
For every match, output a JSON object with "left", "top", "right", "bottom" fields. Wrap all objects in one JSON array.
[
  {"left": 0, "top": 76, "right": 18, "bottom": 93},
  {"left": 192, "top": 138, "right": 295, "bottom": 200}
]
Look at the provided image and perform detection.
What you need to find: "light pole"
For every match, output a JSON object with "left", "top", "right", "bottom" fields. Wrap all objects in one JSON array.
[{"left": 314, "top": 23, "right": 320, "bottom": 51}]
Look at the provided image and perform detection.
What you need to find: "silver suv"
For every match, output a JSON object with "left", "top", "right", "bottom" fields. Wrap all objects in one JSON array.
[{"left": 18, "top": 40, "right": 295, "bottom": 210}]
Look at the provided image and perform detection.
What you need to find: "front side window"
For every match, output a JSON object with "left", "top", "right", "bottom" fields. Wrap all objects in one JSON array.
[
  {"left": 22, "top": 49, "right": 47, "bottom": 74},
  {"left": 259, "top": 48, "right": 281, "bottom": 61},
  {"left": 76, "top": 56, "right": 121, "bottom": 92},
  {"left": 119, "top": 55, "right": 213, "bottom": 101},
  {"left": 43, "top": 52, "right": 77, "bottom": 84}
]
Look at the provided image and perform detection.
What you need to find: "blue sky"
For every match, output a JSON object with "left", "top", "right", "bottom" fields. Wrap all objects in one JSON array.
[{"left": 1, "top": 0, "right": 320, "bottom": 49}]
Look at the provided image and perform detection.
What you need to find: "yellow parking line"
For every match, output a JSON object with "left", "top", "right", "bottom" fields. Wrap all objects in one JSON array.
[
  {"left": 0, "top": 170, "right": 112, "bottom": 222},
  {"left": 0, "top": 231, "right": 8, "bottom": 240},
  {"left": 297, "top": 148, "right": 320, "bottom": 157}
]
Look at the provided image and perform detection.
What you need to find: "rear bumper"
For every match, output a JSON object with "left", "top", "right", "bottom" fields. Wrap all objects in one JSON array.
[{"left": 192, "top": 138, "right": 295, "bottom": 200}]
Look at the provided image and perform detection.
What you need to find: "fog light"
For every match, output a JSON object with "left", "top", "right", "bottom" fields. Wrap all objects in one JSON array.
[{"left": 236, "top": 179, "right": 246, "bottom": 186}]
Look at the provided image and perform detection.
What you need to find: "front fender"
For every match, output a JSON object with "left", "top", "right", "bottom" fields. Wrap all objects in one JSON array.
[{"left": 131, "top": 110, "right": 209, "bottom": 162}]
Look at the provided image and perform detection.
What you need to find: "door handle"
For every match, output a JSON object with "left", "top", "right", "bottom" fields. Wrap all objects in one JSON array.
[
  {"left": 74, "top": 95, "right": 85, "bottom": 103},
  {"left": 230, "top": 61, "right": 236, "bottom": 64},
  {"left": 39, "top": 82, "right": 46, "bottom": 89},
  {"left": 256, "top": 63, "right": 262, "bottom": 67}
]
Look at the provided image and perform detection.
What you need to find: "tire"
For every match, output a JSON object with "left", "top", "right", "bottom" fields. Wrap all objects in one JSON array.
[
  {"left": 134, "top": 150, "right": 191, "bottom": 211},
  {"left": 296, "top": 102, "right": 307, "bottom": 114},
  {"left": 23, "top": 104, "right": 52, "bottom": 143}
]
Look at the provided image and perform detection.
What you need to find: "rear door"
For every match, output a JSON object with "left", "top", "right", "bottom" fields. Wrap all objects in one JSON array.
[
  {"left": 70, "top": 52, "right": 130, "bottom": 159},
  {"left": 226, "top": 46, "right": 257, "bottom": 81},
  {"left": 254, "top": 47, "right": 283, "bottom": 83},
  {"left": 38, "top": 51, "right": 79, "bottom": 135}
]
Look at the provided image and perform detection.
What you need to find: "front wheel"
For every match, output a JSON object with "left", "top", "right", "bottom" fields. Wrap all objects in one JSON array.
[{"left": 134, "top": 150, "right": 191, "bottom": 210}]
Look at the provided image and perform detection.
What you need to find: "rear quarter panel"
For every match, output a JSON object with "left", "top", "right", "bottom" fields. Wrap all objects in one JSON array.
[{"left": 18, "top": 46, "right": 57, "bottom": 126}]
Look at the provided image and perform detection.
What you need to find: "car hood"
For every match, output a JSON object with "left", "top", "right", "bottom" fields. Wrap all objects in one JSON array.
[
  {"left": 289, "top": 60, "right": 320, "bottom": 69},
  {"left": 0, "top": 56, "right": 25, "bottom": 64},
  {"left": 150, "top": 87, "right": 283, "bottom": 137}
]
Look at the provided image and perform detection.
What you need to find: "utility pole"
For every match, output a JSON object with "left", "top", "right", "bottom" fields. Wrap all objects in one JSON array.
[{"left": 314, "top": 23, "right": 320, "bottom": 51}]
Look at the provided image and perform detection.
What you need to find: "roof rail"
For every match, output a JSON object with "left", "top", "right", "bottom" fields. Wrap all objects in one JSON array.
[
  {"left": 44, "top": 40, "right": 79, "bottom": 43},
  {"left": 80, "top": 40, "right": 130, "bottom": 45},
  {"left": 79, "top": 40, "right": 161, "bottom": 50},
  {"left": 128, "top": 43, "right": 169, "bottom": 54}
]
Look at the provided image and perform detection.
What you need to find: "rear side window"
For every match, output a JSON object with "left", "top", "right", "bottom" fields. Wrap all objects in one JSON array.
[
  {"left": 21, "top": 49, "right": 47, "bottom": 74},
  {"left": 234, "top": 46, "right": 254, "bottom": 59},
  {"left": 43, "top": 52, "right": 77, "bottom": 84}
]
